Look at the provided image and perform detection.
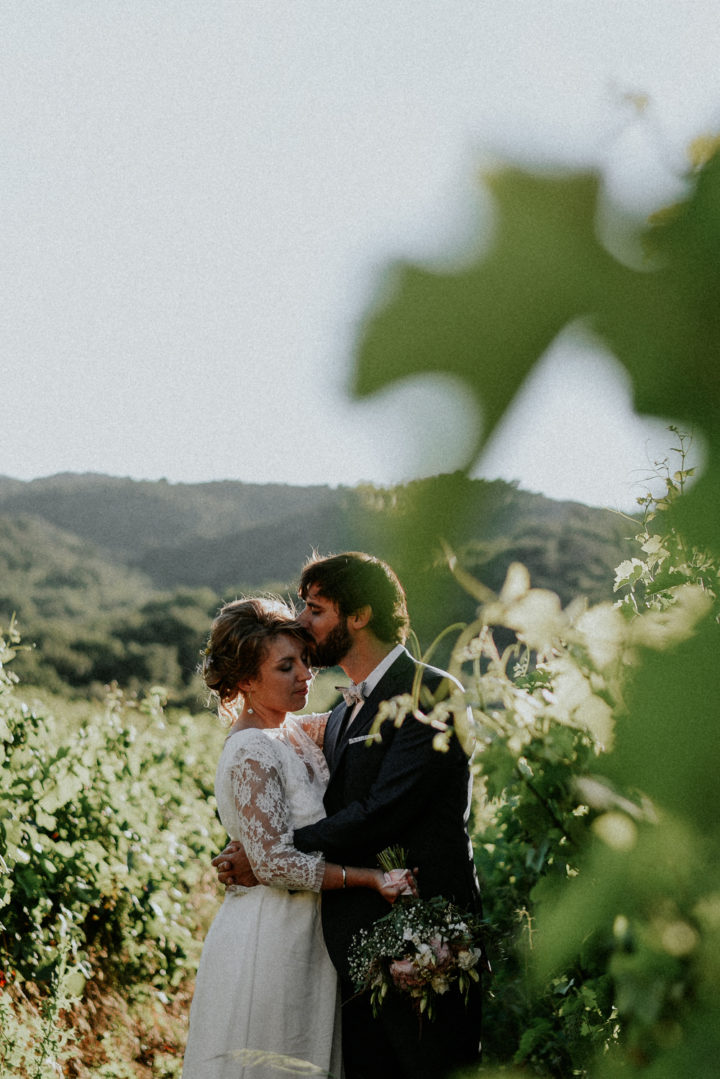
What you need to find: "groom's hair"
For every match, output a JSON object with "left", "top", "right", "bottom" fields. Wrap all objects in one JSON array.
[{"left": 299, "top": 551, "right": 409, "bottom": 644}]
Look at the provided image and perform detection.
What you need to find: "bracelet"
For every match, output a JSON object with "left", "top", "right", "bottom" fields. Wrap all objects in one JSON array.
[{"left": 341, "top": 865, "right": 347, "bottom": 888}]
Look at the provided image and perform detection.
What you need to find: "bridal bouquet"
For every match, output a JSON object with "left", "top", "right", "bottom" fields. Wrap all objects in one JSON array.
[{"left": 348, "top": 848, "right": 485, "bottom": 1020}]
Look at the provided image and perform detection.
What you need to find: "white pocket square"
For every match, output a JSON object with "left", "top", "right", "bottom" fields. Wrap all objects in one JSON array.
[{"left": 348, "top": 733, "right": 378, "bottom": 745}]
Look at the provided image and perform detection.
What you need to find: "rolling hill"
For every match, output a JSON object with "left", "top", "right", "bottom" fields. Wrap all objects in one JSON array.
[{"left": 0, "top": 471, "right": 638, "bottom": 702}]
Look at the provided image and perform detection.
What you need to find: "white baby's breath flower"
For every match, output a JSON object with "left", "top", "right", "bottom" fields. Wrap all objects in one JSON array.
[
  {"left": 508, "top": 732, "right": 531, "bottom": 755},
  {"left": 349, "top": 894, "right": 484, "bottom": 1020}
]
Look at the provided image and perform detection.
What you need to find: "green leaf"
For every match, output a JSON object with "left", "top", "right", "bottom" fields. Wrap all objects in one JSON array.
[
  {"left": 606, "top": 618, "right": 719, "bottom": 829},
  {"left": 355, "top": 169, "right": 634, "bottom": 461}
]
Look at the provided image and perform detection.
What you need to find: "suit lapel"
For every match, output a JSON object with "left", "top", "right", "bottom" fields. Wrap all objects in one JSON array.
[{"left": 324, "top": 701, "right": 352, "bottom": 771}]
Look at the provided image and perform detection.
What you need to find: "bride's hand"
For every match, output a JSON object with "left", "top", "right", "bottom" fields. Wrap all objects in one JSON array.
[
  {"left": 211, "top": 840, "right": 258, "bottom": 888},
  {"left": 372, "top": 867, "right": 418, "bottom": 904}
]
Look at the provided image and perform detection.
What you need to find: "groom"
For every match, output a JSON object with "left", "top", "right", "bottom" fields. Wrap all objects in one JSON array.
[{"left": 216, "top": 551, "right": 482, "bottom": 1078}]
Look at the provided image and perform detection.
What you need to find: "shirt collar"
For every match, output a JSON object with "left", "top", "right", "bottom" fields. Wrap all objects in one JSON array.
[{"left": 360, "top": 642, "right": 406, "bottom": 697}]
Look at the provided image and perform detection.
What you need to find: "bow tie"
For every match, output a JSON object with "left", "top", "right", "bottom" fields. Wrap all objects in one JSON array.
[{"left": 336, "top": 681, "right": 367, "bottom": 707}]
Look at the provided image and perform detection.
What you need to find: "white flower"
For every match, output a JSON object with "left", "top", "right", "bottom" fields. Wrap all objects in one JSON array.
[
  {"left": 578, "top": 696, "right": 614, "bottom": 749},
  {"left": 542, "top": 658, "right": 614, "bottom": 747},
  {"left": 614, "top": 558, "right": 646, "bottom": 591},
  {"left": 592, "top": 811, "right": 637, "bottom": 851},
  {"left": 641, "top": 535, "right": 669, "bottom": 558},
  {"left": 543, "top": 660, "right": 587, "bottom": 723},
  {"left": 485, "top": 577, "right": 566, "bottom": 653},
  {"left": 629, "top": 584, "right": 712, "bottom": 650},
  {"left": 458, "top": 946, "right": 483, "bottom": 971},
  {"left": 500, "top": 562, "right": 532, "bottom": 604},
  {"left": 574, "top": 603, "right": 626, "bottom": 669},
  {"left": 416, "top": 944, "right": 434, "bottom": 968}
]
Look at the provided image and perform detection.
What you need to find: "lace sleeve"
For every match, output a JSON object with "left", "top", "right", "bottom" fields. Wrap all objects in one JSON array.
[
  {"left": 295, "top": 712, "right": 330, "bottom": 747},
  {"left": 229, "top": 745, "right": 325, "bottom": 892}
]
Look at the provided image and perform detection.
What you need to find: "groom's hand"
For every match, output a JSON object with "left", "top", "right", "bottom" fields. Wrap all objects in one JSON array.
[{"left": 212, "top": 840, "right": 258, "bottom": 888}]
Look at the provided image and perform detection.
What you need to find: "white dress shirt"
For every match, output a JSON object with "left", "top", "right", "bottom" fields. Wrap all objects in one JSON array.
[{"left": 343, "top": 643, "right": 406, "bottom": 731}]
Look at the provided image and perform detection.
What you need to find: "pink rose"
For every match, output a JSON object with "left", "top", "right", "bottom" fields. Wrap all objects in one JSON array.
[
  {"left": 429, "top": 937, "right": 452, "bottom": 969},
  {"left": 390, "top": 958, "right": 424, "bottom": 990}
]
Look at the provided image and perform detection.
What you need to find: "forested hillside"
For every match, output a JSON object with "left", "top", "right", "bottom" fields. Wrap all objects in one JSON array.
[
  {"left": 0, "top": 471, "right": 636, "bottom": 703},
  {"left": 0, "top": 473, "right": 338, "bottom": 557}
]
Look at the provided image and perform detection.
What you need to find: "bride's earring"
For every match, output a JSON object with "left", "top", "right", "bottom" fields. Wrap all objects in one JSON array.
[{"left": 246, "top": 690, "right": 254, "bottom": 715}]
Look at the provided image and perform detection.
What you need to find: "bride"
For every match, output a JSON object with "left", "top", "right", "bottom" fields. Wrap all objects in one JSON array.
[{"left": 182, "top": 596, "right": 406, "bottom": 1079}]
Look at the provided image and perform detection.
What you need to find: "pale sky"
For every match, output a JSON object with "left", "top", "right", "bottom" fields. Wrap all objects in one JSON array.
[{"left": 2, "top": 2, "right": 718, "bottom": 509}]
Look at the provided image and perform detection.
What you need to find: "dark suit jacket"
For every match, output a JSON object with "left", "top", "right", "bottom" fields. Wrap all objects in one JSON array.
[{"left": 294, "top": 649, "right": 480, "bottom": 978}]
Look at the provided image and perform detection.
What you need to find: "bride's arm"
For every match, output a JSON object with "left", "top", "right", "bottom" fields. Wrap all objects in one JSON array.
[
  {"left": 225, "top": 750, "right": 401, "bottom": 900},
  {"left": 230, "top": 752, "right": 324, "bottom": 891},
  {"left": 321, "top": 861, "right": 407, "bottom": 901}
]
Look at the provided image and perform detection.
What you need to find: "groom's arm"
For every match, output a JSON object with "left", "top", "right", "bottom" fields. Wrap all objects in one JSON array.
[{"left": 294, "top": 708, "right": 465, "bottom": 857}]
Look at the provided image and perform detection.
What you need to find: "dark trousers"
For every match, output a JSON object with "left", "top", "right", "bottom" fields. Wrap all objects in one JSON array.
[{"left": 340, "top": 976, "right": 482, "bottom": 1079}]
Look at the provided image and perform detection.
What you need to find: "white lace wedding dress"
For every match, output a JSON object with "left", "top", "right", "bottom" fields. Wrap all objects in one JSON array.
[{"left": 182, "top": 714, "right": 342, "bottom": 1079}]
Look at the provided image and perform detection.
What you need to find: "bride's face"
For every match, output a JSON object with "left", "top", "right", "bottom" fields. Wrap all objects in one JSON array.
[{"left": 247, "top": 634, "right": 312, "bottom": 714}]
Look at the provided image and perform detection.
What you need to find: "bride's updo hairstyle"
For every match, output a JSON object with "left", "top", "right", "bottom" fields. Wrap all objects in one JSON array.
[{"left": 202, "top": 596, "right": 310, "bottom": 708}]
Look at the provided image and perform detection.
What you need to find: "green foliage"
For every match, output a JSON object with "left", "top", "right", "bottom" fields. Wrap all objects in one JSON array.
[
  {"left": 0, "top": 512, "right": 218, "bottom": 704},
  {"left": 351, "top": 149, "right": 720, "bottom": 1077},
  {"left": 614, "top": 428, "right": 719, "bottom": 616},
  {"left": 349, "top": 475, "right": 637, "bottom": 657},
  {"left": 354, "top": 168, "right": 642, "bottom": 483},
  {"left": 455, "top": 574, "right": 629, "bottom": 1072},
  {"left": 0, "top": 672, "right": 223, "bottom": 986},
  {"left": 0, "top": 624, "right": 225, "bottom": 1070},
  {"left": 0, "top": 930, "right": 82, "bottom": 1079},
  {"left": 389, "top": 444, "right": 716, "bottom": 1075}
]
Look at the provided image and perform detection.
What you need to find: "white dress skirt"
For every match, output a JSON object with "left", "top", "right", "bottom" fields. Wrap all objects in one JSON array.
[{"left": 182, "top": 715, "right": 342, "bottom": 1079}]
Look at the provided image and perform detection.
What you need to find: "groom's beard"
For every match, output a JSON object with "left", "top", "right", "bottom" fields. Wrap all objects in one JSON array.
[{"left": 310, "top": 619, "right": 352, "bottom": 669}]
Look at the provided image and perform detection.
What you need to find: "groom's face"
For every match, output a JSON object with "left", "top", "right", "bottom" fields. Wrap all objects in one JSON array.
[{"left": 298, "top": 584, "right": 352, "bottom": 668}]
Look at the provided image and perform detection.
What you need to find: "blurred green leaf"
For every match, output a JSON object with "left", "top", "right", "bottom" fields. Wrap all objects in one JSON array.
[
  {"left": 355, "top": 154, "right": 720, "bottom": 560},
  {"left": 605, "top": 618, "right": 719, "bottom": 829},
  {"left": 355, "top": 169, "right": 634, "bottom": 460}
]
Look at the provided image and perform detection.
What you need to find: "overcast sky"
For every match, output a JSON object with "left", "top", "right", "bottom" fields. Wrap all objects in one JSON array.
[{"left": 3, "top": 2, "right": 718, "bottom": 509}]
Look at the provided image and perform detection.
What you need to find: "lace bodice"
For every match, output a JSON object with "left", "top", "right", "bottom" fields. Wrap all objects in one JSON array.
[{"left": 214, "top": 714, "right": 330, "bottom": 893}]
